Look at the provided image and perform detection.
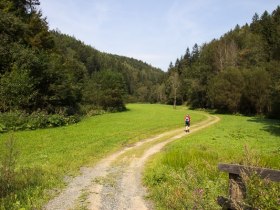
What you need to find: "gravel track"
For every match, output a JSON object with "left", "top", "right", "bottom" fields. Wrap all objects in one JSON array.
[{"left": 44, "top": 114, "right": 220, "bottom": 210}]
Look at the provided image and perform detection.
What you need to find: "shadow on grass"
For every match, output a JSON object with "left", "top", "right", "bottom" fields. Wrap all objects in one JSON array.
[
  {"left": 248, "top": 117, "right": 280, "bottom": 137},
  {"left": 200, "top": 108, "right": 280, "bottom": 137}
]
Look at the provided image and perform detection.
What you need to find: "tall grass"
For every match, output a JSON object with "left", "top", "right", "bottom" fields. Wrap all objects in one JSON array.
[
  {"left": 0, "top": 104, "right": 205, "bottom": 209},
  {"left": 144, "top": 114, "right": 280, "bottom": 209}
]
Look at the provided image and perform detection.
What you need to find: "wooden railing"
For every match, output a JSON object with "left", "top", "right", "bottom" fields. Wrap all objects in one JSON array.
[{"left": 217, "top": 163, "right": 280, "bottom": 210}]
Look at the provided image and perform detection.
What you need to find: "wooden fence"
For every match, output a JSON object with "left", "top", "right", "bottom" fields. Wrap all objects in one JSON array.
[{"left": 217, "top": 163, "right": 280, "bottom": 210}]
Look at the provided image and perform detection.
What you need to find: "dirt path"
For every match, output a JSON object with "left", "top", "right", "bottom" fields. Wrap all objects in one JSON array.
[{"left": 44, "top": 114, "right": 220, "bottom": 210}]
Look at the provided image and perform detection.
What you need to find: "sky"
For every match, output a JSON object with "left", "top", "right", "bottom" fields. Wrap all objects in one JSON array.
[{"left": 39, "top": 0, "right": 280, "bottom": 71}]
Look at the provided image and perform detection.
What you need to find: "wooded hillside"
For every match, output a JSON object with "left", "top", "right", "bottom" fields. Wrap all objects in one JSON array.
[
  {"left": 0, "top": 0, "right": 164, "bottom": 119},
  {"left": 1, "top": 0, "right": 279, "bottom": 130},
  {"left": 165, "top": 6, "right": 280, "bottom": 119}
]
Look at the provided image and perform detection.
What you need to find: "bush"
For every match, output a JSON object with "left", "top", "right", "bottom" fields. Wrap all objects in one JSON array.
[
  {"left": 79, "top": 105, "right": 107, "bottom": 117},
  {"left": 0, "top": 111, "right": 80, "bottom": 133}
]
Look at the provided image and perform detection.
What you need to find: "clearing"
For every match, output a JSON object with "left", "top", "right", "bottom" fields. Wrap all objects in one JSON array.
[{"left": 44, "top": 114, "right": 219, "bottom": 210}]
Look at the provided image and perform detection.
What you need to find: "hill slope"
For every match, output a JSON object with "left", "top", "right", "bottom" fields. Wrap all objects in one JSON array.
[
  {"left": 0, "top": 0, "right": 165, "bottom": 117},
  {"left": 163, "top": 6, "right": 280, "bottom": 118}
]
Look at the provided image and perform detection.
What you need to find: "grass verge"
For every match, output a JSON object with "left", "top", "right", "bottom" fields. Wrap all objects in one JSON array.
[{"left": 144, "top": 114, "right": 280, "bottom": 209}]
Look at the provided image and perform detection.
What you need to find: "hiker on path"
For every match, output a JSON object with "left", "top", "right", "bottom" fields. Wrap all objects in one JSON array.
[{"left": 185, "top": 114, "right": 190, "bottom": 132}]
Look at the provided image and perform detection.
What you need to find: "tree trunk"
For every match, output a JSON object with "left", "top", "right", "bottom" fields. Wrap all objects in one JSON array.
[{"left": 173, "top": 88, "right": 177, "bottom": 109}]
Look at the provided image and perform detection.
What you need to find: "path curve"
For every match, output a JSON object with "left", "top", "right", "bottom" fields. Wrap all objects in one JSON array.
[{"left": 44, "top": 114, "right": 220, "bottom": 210}]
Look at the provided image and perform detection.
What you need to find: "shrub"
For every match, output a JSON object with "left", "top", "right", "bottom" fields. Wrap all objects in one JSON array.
[
  {"left": 236, "top": 146, "right": 280, "bottom": 209},
  {"left": 0, "top": 136, "right": 18, "bottom": 198},
  {"left": 241, "top": 172, "right": 280, "bottom": 209},
  {"left": 0, "top": 111, "right": 80, "bottom": 133},
  {"left": 0, "top": 111, "right": 28, "bottom": 131},
  {"left": 0, "top": 136, "right": 45, "bottom": 209}
]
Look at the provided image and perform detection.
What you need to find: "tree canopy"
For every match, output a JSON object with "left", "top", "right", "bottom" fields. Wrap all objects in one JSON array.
[
  {"left": 164, "top": 6, "right": 280, "bottom": 118},
  {"left": 1, "top": 0, "right": 279, "bottom": 122},
  {"left": 0, "top": 0, "right": 165, "bottom": 119}
]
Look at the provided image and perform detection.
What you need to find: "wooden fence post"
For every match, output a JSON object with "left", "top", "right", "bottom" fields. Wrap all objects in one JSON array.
[
  {"left": 228, "top": 173, "right": 246, "bottom": 202},
  {"left": 217, "top": 163, "right": 280, "bottom": 210}
]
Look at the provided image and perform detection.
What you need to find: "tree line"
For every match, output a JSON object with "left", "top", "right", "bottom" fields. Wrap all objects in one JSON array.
[
  {"left": 0, "top": 0, "right": 165, "bottom": 130},
  {"left": 1, "top": 0, "right": 279, "bottom": 131},
  {"left": 164, "top": 6, "right": 280, "bottom": 119}
]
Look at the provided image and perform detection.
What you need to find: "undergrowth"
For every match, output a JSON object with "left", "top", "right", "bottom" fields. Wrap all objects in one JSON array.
[{"left": 0, "top": 111, "right": 80, "bottom": 133}]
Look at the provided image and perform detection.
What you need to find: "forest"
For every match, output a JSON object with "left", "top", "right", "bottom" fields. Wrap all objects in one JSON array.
[
  {"left": 165, "top": 6, "right": 280, "bottom": 119},
  {"left": 1, "top": 0, "right": 280, "bottom": 133},
  {"left": 0, "top": 0, "right": 164, "bottom": 131}
]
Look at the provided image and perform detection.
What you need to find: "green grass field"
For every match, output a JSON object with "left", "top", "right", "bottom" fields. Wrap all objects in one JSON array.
[
  {"left": 144, "top": 114, "right": 280, "bottom": 209},
  {"left": 1, "top": 104, "right": 279, "bottom": 209},
  {"left": 0, "top": 104, "right": 205, "bottom": 209}
]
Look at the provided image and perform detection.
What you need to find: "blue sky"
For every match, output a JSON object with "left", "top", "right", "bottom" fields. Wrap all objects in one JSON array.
[{"left": 40, "top": 0, "right": 280, "bottom": 71}]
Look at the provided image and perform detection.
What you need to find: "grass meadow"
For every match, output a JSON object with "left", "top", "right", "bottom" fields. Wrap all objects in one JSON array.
[
  {"left": 0, "top": 104, "right": 205, "bottom": 209},
  {"left": 144, "top": 114, "right": 280, "bottom": 209}
]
